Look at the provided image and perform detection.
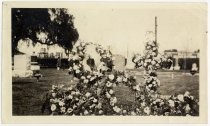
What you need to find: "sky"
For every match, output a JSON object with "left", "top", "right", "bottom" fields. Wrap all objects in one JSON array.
[
  {"left": 65, "top": 3, "right": 207, "bottom": 56},
  {"left": 17, "top": 3, "right": 207, "bottom": 57}
]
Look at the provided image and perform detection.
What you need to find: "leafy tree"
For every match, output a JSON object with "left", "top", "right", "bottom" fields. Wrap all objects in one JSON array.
[{"left": 12, "top": 8, "right": 79, "bottom": 56}]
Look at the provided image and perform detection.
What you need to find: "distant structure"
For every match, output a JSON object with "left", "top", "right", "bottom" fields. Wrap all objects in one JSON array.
[
  {"left": 164, "top": 49, "right": 200, "bottom": 59},
  {"left": 164, "top": 49, "right": 200, "bottom": 70},
  {"left": 112, "top": 54, "right": 126, "bottom": 71},
  {"left": 38, "top": 45, "right": 68, "bottom": 59},
  {"left": 17, "top": 40, "right": 68, "bottom": 59}
]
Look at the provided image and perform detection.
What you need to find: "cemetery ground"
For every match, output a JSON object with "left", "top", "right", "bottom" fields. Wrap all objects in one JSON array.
[{"left": 12, "top": 68, "right": 199, "bottom": 115}]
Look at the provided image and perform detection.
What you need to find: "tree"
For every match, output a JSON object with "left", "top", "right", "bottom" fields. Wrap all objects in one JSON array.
[{"left": 12, "top": 8, "right": 79, "bottom": 56}]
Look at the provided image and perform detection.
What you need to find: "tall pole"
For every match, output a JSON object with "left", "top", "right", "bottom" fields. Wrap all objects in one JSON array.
[{"left": 155, "top": 16, "right": 157, "bottom": 43}]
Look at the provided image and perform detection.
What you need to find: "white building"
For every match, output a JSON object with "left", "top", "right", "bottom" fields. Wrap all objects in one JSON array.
[{"left": 17, "top": 40, "right": 68, "bottom": 59}]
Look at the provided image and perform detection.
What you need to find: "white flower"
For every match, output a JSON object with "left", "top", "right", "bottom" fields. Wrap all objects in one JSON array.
[
  {"left": 177, "top": 94, "right": 184, "bottom": 102},
  {"left": 148, "top": 59, "right": 152, "bottom": 63},
  {"left": 156, "top": 99, "right": 161, "bottom": 102},
  {"left": 60, "top": 107, "right": 66, "bottom": 113},
  {"left": 108, "top": 74, "right": 115, "bottom": 81},
  {"left": 116, "top": 77, "right": 122, "bottom": 83},
  {"left": 78, "top": 46, "right": 83, "bottom": 50},
  {"left": 112, "top": 83, "right": 117, "bottom": 87},
  {"left": 99, "top": 110, "right": 103, "bottom": 114},
  {"left": 144, "top": 107, "right": 151, "bottom": 115},
  {"left": 190, "top": 96, "right": 194, "bottom": 100},
  {"left": 110, "top": 97, "right": 117, "bottom": 104},
  {"left": 83, "top": 79, "right": 89, "bottom": 84},
  {"left": 81, "top": 42, "right": 86, "bottom": 46},
  {"left": 68, "top": 95, "right": 73, "bottom": 99},
  {"left": 151, "top": 60, "right": 156, "bottom": 65},
  {"left": 168, "top": 100, "right": 175, "bottom": 107},
  {"left": 157, "top": 59, "right": 161, "bottom": 63},
  {"left": 105, "top": 92, "right": 111, "bottom": 99},
  {"left": 84, "top": 110, "right": 89, "bottom": 115},
  {"left": 68, "top": 86, "right": 73, "bottom": 91},
  {"left": 75, "top": 91, "right": 80, "bottom": 96},
  {"left": 68, "top": 67, "right": 73, "bottom": 71},
  {"left": 148, "top": 84, "right": 152, "bottom": 88},
  {"left": 52, "top": 93, "right": 56, "bottom": 98},
  {"left": 133, "top": 85, "right": 141, "bottom": 91},
  {"left": 73, "top": 65, "right": 79, "bottom": 70},
  {"left": 89, "top": 104, "right": 96, "bottom": 109},
  {"left": 93, "top": 98, "right": 98, "bottom": 103},
  {"left": 186, "top": 114, "right": 191, "bottom": 116},
  {"left": 90, "top": 76, "right": 95, "bottom": 81},
  {"left": 109, "top": 89, "right": 114, "bottom": 95},
  {"left": 96, "top": 103, "right": 102, "bottom": 109},
  {"left": 52, "top": 85, "right": 57, "bottom": 90},
  {"left": 152, "top": 47, "right": 157, "bottom": 51},
  {"left": 123, "top": 77, "right": 128, "bottom": 82},
  {"left": 81, "top": 76, "right": 86, "bottom": 79},
  {"left": 184, "top": 91, "right": 190, "bottom": 97},
  {"left": 71, "top": 91, "right": 76, "bottom": 95},
  {"left": 141, "top": 102, "right": 146, "bottom": 107},
  {"left": 60, "top": 84, "right": 65, "bottom": 88},
  {"left": 72, "top": 48, "right": 77, "bottom": 53},
  {"left": 160, "top": 101, "right": 164, "bottom": 106},
  {"left": 76, "top": 69, "right": 80, "bottom": 73},
  {"left": 85, "top": 92, "right": 91, "bottom": 98},
  {"left": 131, "top": 111, "right": 136, "bottom": 115},
  {"left": 87, "top": 75, "right": 91, "bottom": 79},
  {"left": 152, "top": 52, "right": 156, "bottom": 56},
  {"left": 185, "top": 104, "right": 191, "bottom": 113},
  {"left": 113, "top": 106, "right": 121, "bottom": 113},
  {"left": 110, "top": 102, "right": 115, "bottom": 106},
  {"left": 51, "top": 104, "right": 57, "bottom": 111},
  {"left": 59, "top": 101, "right": 65, "bottom": 106},
  {"left": 75, "top": 97, "right": 79, "bottom": 101},
  {"left": 122, "top": 110, "right": 127, "bottom": 114},
  {"left": 73, "top": 104, "right": 77, "bottom": 109},
  {"left": 144, "top": 62, "right": 147, "bottom": 67},
  {"left": 106, "top": 81, "right": 113, "bottom": 87},
  {"left": 147, "top": 45, "right": 151, "bottom": 49},
  {"left": 67, "top": 108, "right": 73, "bottom": 114},
  {"left": 152, "top": 81, "right": 157, "bottom": 85}
]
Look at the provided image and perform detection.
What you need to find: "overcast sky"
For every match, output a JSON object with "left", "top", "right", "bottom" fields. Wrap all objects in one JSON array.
[{"left": 66, "top": 3, "right": 206, "bottom": 56}]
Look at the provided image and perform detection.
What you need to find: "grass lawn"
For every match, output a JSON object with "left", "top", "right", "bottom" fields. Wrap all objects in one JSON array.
[{"left": 12, "top": 68, "right": 199, "bottom": 115}]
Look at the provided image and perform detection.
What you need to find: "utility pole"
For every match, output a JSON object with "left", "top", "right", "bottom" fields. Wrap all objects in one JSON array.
[{"left": 155, "top": 16, "right": 157, "bottom": 43}]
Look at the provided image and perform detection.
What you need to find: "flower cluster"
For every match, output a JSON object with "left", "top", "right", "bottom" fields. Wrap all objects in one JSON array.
[
  {"left": 132, "top": 40, "right": 163, "bottom": 97},
  {"left": 68, "top": 42, "right": 113, "bottom": 76},
  {"left": 43, "top": 41, "right": 199, "bottom": 116},
  {"left": 132, "top": 41, "right": 165, "bottom": 71},
  {"left": 149, "top": 91, "right": 199, "bottom": 116},
  {"left": 143, "top": 73, "right": 160, "bottom": 93},
  {"left": 130, "top": 38, "right": 199, "bottom": 116}
]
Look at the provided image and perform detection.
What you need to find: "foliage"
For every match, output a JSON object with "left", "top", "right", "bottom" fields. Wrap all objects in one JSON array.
[{"left": 12, "top": 8, "right": 79, "bottom": 56}]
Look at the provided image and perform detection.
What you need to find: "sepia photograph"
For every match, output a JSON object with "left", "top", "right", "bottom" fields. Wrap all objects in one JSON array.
[{"left": 1, "top": 1, "right": 208, "bottom": 124}]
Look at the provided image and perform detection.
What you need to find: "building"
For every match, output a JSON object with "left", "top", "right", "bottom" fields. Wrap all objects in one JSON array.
[
  {"left": 164, "top": 49, "right": 199, "bottom": 58},
  {"left": 17, "top": 40, "right": 68, "bottom": 59}
]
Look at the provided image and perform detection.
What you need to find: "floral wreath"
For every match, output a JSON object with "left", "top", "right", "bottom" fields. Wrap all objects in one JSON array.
[{"left": 42, "top": 40, "right": 199, "bottom": 116}]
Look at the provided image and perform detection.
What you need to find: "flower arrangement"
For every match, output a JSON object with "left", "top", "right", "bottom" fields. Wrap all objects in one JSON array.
[{"left": 42, "top": 40, "right": 199, "bottom": 116}]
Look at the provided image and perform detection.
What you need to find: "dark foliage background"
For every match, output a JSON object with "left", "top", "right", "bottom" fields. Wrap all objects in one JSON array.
[{"left": 12, "top": 8, "right": 79, "bottom": 56}]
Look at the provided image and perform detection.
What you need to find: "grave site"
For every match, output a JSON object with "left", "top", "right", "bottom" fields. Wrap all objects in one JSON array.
[
  {"left": 12, "top": 41, "right": 199, "bottom": 116},
  {"left": 11, "top": 8, "right": 200, "bottom": 116}
]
